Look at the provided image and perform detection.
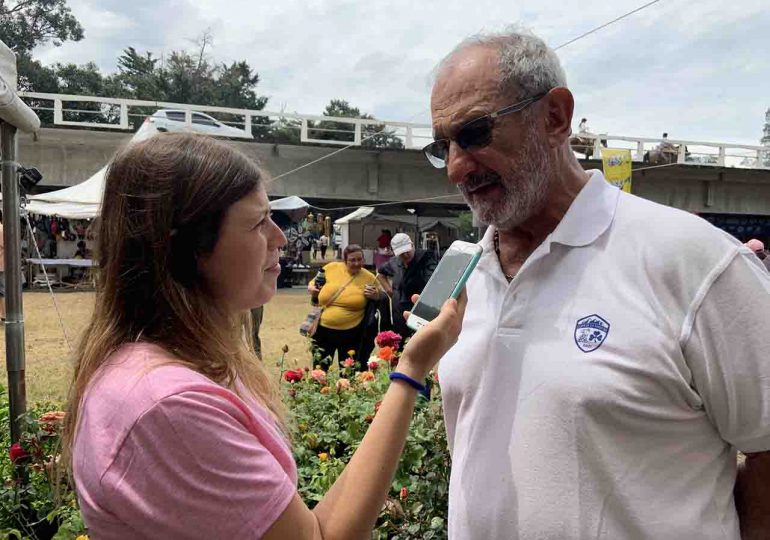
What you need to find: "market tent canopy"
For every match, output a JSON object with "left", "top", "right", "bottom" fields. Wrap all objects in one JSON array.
[
  {"left": 269, "top": 195, "right": 309, "bottom": 222},
  {"left": 24, "top": 121, "right": 163, "bottom": 218},
  {"left": 334, "top": 206, "right": 459, "bottom": 252}
]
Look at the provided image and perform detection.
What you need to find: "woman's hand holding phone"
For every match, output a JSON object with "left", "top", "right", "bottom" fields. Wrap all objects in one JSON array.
[{"left": 397, "top": 290, "right": 467, "bottom": 381}]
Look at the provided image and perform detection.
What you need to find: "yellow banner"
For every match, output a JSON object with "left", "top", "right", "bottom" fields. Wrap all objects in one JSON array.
[{"left": 601, "top": 148, "right": 632, "bottom": 193}]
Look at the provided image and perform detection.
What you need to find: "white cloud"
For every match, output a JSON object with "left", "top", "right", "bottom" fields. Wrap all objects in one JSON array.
[{"left": 31, "top": 0, "right": 770, "bottom": 145}]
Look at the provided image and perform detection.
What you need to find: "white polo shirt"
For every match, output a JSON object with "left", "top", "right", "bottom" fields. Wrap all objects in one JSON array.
[{"left": 439, "top": 170, "right": 770, "bottom": 540}]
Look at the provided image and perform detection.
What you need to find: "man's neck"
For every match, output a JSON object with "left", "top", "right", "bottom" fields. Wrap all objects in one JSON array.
[{"left": 496, "top": 160, "right": 590, "bottom": 275}]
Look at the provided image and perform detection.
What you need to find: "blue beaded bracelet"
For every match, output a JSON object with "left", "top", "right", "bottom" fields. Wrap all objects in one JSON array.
[{"left": 389, "top": 372, "right": 427, "bottom": 393}]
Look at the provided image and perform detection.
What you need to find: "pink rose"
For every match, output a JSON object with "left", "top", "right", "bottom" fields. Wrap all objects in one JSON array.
[{"left": 310, "top": 369, "right": 327, "bottom": 385}]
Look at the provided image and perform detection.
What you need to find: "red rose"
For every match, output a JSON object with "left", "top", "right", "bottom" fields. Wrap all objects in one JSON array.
[
  {"left": 9, "top": 443, "right": 28, "bottom": 463},
  {"left": 283, "top": 369, "right": 304, "bottom": 383},
  {"left": 400, "top": 486, "right": 408, "bottom": 500},
  {"left": 375, "top": 331, "right": 403, "bottom": 350},
  {"left": 368, "top": 360, "right": 379, "bottom": 371}
]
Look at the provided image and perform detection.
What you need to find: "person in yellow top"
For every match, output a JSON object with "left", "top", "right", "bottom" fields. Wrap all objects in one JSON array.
[{"left": 307, "top": 244, "right": 379, "bottom": 370}]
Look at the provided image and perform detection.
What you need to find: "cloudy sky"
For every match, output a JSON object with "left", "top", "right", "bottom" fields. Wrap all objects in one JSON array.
[{"left": 33, "top": 0, "right": 769, "bottom": 146}]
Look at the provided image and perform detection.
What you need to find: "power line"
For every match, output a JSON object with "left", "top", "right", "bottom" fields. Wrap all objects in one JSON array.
[
  {"left": 307, "top": 193, "right": 464, "bottom": 213},
  {"left": 554, "top": 0, "right": 663, "bottom": 50},
  {"left": 268, "top": 0, "right": 666, "bottom": 188},
  {"left": 304, "top": 161, "right": 682, "bottom": 213}
]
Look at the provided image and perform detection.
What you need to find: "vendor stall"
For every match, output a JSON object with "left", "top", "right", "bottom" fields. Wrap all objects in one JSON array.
[{"left": 334, "top": 207, "right": 460, "bottom": 266}]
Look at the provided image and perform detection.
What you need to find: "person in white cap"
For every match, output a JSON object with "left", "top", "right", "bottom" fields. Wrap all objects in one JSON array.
[
  {"left": 377, "top": 232, "right": 437, "bottom": 337},
  {"left": 745, "top": 238, "right": 770, "bottom": 272}
]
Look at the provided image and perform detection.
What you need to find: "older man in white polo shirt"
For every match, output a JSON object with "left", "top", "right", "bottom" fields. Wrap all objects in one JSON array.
[{"left": 423, "top": 29, "right": 770, "bottom": 540}]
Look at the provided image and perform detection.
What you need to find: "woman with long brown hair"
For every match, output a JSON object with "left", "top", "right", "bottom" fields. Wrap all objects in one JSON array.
[{"left": 62, "top": 133, "right": 465, "bottom": 539}]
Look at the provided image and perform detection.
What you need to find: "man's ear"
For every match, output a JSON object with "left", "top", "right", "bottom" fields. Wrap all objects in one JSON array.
[{"left": 542, "top": 87, "right": 574, "bottom": 147}]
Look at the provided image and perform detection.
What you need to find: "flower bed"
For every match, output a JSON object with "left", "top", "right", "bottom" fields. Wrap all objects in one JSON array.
[{"left": 283, "top": 346, "right": 448, "bottom": 538}]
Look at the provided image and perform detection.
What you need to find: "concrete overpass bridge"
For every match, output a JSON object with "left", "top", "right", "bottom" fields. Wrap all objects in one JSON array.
[{"left": 14, "top": 92, "right": 770, "bottom": 223}]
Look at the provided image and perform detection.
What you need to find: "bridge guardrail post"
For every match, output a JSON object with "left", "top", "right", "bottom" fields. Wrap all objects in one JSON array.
[
  {"left": 244, "top": 113, "right": 252, "bottom": 137},
  {"left": 354, "top": 122, "right": 362, "bottom": 146},
  {"left": 119, "top": 103, "right": 129, "bottom": 130},
  {"left": 717, "top": 146, "right": 726, "bottom": 167},
  {"left": 54, "top": 98, "right": 63, "bottom": 124},
  {"left": 677, "top": 144, "right": 686, "bottom": 164},
  {"left": 593, "top": 136, "right": 603, "bottom": 159},
  {"left": 300, "top": 118, "right": 309, "bottom": 143}
]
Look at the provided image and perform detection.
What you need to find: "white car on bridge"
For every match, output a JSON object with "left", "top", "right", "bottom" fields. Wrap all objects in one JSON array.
[{"left": 147, "top": 109, "right": 253, "bottom": 140}]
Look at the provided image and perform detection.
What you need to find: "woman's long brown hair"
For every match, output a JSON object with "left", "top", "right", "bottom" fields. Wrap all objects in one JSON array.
[{"left": 61, "top": 133, "right": 286, "bottom": 474}]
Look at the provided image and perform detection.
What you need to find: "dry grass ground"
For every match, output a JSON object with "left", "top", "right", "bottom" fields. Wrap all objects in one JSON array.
[{"left": 0, "top": 289, "right": 315, "bottom": 404}]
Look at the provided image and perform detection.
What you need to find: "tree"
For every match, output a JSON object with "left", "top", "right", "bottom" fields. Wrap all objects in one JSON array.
[
  {"left": 0, "top": 0, "right": 84, "bottom": 54},
  {"left": 312, "top": 99, "right": 404, "bottom": 149}
]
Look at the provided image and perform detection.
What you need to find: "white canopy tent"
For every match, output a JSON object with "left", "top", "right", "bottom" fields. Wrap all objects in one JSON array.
[
  {"left": 334, "top": 206, "right": 459, "bottom": 253},
  {"left": 269, "top": 195, "right": 309, "bottom": 222},
  {"left": 24, "top": 120, "right": 162, "bottom": 218}
]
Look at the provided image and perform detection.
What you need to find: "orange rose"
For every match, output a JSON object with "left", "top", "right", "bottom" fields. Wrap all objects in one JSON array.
[
  {"left": 318, "top": 452, "right": 329, "bottom": 462},
  {"left": 378, "top": 346, "right": 395, "bottom": 362},
  {"left": 320, "top": 386, "right": 331, "bottom": 394},
  {"left": 356, "top": 371, "right": 375, "bottom": 383}
]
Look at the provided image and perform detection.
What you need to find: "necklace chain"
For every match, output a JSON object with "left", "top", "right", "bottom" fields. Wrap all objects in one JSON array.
[{"left": 493, "top": 230, "right": 515, "bottom": 282}]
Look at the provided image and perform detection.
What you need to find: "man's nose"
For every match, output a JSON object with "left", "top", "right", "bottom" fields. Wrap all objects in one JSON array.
[{"left": 446, "top": 141, "right": 479, "bottom": 185}]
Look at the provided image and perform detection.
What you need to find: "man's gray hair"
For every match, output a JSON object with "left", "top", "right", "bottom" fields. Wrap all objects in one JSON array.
[{"left": 437, "top": 26, "right": 567, "bottom": 100}]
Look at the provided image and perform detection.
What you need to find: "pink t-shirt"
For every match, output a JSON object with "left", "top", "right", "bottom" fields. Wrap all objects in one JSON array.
[{"left": 73, "top": 342, "right": 297, "bottom": 539}]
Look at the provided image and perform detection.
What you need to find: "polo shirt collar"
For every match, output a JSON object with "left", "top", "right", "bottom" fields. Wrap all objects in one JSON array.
[
  {"left": 549, "top": 169, "right": 619, "bottom": 247},
  {"left": 478, "top": 169, "right": 619, "bottom": 256}
]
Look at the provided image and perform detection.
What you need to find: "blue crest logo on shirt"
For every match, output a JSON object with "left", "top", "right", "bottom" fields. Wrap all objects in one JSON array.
[{"left": 574, "top": 314, "right": 610, "bottom": 353}]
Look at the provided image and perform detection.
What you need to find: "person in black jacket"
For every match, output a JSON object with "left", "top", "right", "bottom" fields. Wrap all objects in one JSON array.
[{"left": 377, "top": 233, "right": 438, "bottom": 337}]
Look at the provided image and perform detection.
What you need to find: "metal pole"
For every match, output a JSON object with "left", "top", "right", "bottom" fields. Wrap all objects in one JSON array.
[{"left": 1, "top": 121, "right": 26, "bottom": 443}]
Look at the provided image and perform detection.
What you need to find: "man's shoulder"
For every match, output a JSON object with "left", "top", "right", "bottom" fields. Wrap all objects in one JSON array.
[
  {"left": 612, "top": 192, "right": 742, "bottom": 283},
  {"left": 414, "top": 249, "right": 437, "bottom": 265},
  {"left": 615, "top": 192, "right": 737, "bottom": 252},
  {"left": 378, "top": 257, "right": 399, "bottom": 274}
]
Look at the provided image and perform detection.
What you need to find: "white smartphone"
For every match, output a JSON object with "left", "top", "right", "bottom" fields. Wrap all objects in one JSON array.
[{"left": 406, "top": 240, "right": 483, "bottom": 332}]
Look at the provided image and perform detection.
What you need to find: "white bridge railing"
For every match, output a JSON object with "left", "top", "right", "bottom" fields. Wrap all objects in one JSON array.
[{"left": 18, "top": 92, "right": 770, "bottom": 170}]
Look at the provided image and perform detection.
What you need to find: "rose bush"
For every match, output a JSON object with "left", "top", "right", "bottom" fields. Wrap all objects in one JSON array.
[
  {"left": 286, "top": 334, "right": 449, "bottom": 539},
  {"left": 0, "top": 386, "right": 87, "bottom": 539}
]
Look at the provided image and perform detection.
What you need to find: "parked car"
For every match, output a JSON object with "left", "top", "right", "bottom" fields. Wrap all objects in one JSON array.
[{"left": 147, "top": 109, "right": 253, "bottom": 139}]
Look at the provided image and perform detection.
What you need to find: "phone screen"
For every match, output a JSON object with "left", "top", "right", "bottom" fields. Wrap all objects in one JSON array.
[{"left": 411, "top": 248, "right": 477, "bottom": 323}]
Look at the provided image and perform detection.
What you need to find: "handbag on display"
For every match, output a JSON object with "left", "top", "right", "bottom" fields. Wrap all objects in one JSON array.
[{"left": 299, "top": 275, "right": 356, "bottom": 338}]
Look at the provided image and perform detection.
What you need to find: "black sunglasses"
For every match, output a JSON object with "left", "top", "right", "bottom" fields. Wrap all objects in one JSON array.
[{"left": 423, "top": 93, "right": 547, "bottom": 169}]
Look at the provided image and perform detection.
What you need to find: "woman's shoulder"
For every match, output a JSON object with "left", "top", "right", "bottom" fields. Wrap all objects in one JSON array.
[
  {"left": 323, "top": 261, "right": 345, "bottom": 275},
  {"left": 83, "top": 343, "right": 229, "bottom": 422},
  {"left": 359, "top": 268, "right": 376, "bottom": 281}
]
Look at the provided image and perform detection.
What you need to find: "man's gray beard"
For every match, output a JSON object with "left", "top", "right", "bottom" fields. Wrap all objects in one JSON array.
[{"left": 462, "top": 127, "right": 553, "bottom": 230}]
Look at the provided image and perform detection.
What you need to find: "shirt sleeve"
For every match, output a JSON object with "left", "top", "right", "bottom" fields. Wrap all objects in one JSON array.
[
  {"left": 378, "top": 259, "right": 395, "bottom": 277},
  {"left": 681, "top": 250, "right": 770, "bottom": 453},
  {"left": 101, "top": 390, "right": 296, "bottom": 539}
]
